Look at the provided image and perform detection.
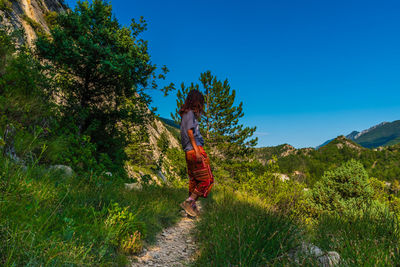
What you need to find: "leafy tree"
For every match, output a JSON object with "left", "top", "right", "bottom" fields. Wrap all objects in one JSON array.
[
  {"left": 306, "top": 159, "right": 376, "bottom": 217},
  {"left": 35, "top": 0, "right": 172, "bottom": 164},
  {"left": 172, "top": 70, "right": 257, "bottom": 158}
]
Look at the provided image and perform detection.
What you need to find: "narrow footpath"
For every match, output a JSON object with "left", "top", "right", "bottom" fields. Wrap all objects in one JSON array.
[{"left": 131, "top": 212, "right": 198, "bottom": 267}]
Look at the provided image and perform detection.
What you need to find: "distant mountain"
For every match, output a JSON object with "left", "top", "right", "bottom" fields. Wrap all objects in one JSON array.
[
  {"left": 160, "top": 117, "right": 179, "bottom": 129},
  {"left": 317, "top": 120, "right": 400, "bottom": 149},
  {"left": 346, "top": 131, "right": 360, "bottom": 140},
  {"left": 351, "top": 121, "right": 400, "bottom": 148}
]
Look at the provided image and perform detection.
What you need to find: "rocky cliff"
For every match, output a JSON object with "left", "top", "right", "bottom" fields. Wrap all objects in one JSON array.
[{"left": 0, "top": 0, "right": 65, "bottom": 44}]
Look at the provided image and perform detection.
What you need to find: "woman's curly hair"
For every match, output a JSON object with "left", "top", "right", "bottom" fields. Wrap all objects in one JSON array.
[{"left": 179, "top": 90, "right": 205, "bottom": 118}]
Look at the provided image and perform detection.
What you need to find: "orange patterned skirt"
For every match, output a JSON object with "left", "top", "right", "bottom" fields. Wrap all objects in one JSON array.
[{"left": 185, "top": 146, "right": 214, "bottom": 198}]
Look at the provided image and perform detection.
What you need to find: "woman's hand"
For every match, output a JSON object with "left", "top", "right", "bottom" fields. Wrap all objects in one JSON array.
[
  {"left": 187, "top": 129, "right": 203, "bottom": 163},
  {"left": 194, "top": 148, "right": 203, "bottom": 163}
]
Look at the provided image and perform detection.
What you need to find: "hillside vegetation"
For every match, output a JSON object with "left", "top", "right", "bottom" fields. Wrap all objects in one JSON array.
[
  {"left": 1, "top": 1, "right": 400, "bottom": 266},
  {"left": 257, "top": 136, "right": 400, "bottom": 184}
]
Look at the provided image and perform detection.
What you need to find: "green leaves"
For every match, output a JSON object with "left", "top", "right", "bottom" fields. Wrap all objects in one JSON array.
[
  {"left": 35, "top": 0, "right": 171, "bottom": 165},
  {"left": 307, "top": 160, "right": 375, "bottom": 218}
]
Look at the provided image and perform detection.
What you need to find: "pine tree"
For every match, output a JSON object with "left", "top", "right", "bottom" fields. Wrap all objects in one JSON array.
[{"left": 172, "top": 70, "right": 257, "bottom": 158}]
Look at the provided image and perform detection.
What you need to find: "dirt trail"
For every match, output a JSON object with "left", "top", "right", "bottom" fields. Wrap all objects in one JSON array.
[{"left": 131, "top": 212, "right": 198, "bottom": 267}]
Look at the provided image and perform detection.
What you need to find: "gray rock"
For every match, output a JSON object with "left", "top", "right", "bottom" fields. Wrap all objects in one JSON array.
[
  {"left": 319, "top": 251, "right": 340, "bottom": 267},
  {"left": 302, "top": 242, "right": 323, "bottom": 257},
  {"left": 104, "top": 171, "right": 112, "bottom": 177},
  {"left": 152, "top": 253, "right": 159, "bottom": 259},
  {"left": 3, "top": 124, "right": 24, "bottom": 165},
  {"left": 293, "top": 242, "right": 340, "bottom": 267},
  {"left": 157, "top": 170, "right": 167, "bottom": 182},
  {"left": 125, "top": 182, "right": 142, "bottom": 190},
  {"left": 49, "top": 165, "right": 74, "bottom": 177}
]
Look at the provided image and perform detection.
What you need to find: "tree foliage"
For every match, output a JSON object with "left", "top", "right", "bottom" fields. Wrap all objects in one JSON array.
[
  {"left": 306, "top": 159, "right": 376, "bottom": 217},
  {"left": 35, "top": 0, "right": 171, "bottom": 163},
  {"left": 172, "top": 70, "right": 257, "bottom": 158}
]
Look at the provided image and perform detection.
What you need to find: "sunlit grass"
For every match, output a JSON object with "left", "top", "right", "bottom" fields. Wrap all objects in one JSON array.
[
  {"left": 0, "top": 156, "right": 186, "bottom": 266},
  {"left": 313, "top": 212, "right": 400, "bottom": 266},
  {"left": 193, "top": 188, "right": 306, "bottom": 266}
]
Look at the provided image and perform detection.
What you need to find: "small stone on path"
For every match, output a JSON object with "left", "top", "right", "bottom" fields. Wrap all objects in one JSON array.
[{"left": 131, "top": 208, "right": 199, "bottom": 267}]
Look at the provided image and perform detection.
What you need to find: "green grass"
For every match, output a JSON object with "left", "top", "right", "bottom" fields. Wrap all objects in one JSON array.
[
  {"left": 313, "top": 212, "right": 400, "bottom": 266},
  {"left": 0, "top": 156, "right": 186, "bottom": 266},
  {"left": 193, "top": 189, "right": 309, "bottom": 266},
  {"left": 192, "top": 186, "right": 400, "bottom": 266}
]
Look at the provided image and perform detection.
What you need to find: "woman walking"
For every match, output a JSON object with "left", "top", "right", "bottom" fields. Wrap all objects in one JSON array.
[{"left": 179, "top": 90, "right": 214, "bottom": 217}]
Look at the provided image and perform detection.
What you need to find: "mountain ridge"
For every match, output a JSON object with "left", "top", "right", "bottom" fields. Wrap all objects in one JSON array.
[{"left": 317, "top": 120, "right": 400, "bottom": 149}]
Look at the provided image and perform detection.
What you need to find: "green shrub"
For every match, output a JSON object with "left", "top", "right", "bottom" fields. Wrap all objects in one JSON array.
[
  {"left": 0, "top": 0, "right": 12, "bottom": 13},
  {"left": 0, "top": 28, "right": 57, "bottom": 164},
  {"left": 305, "top": 159, "right": 374, "bottom": 218},
  {"left": 165, "top": 147, "right": 187, "bottom": 186},
  {"left": 44, "top": 11, "right": 58, "bottom": 28},
  {"left": 240, "top": 158, "right": 306, "bottom": 216},
  {"left": 156, "top": 132, "right": 169, "bottom": 169},
  {"left": 104, "top": 202, "right": 144, "bottom": 253},
  {"left": 124, "top": 125, "right": 151, "bottom": 167}
]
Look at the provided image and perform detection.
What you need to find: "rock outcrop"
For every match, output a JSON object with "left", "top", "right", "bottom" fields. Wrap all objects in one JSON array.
[
  {"left": 49, "top": 164, "right": 74, "bottom": 177},
  {"left": 147, "top": 117, "right": 180, "bottom": 163},
  {"left": 0, "top": 0, "right": 65, "bottom": 44},
  {"left": 291, "top": 242, "right": 340, "bottom": 267}
]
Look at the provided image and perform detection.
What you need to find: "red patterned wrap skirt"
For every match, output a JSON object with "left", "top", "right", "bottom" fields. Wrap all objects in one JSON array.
[{"left": 185, "top": 146, "right": 214, "bottom": 198}]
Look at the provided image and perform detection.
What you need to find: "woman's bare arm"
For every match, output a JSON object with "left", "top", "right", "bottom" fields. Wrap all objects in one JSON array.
[{"left": 187, "top": 129, "right": 202, "bottom": 162}]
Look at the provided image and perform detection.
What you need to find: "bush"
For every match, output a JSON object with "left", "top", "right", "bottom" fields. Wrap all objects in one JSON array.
[
  {"left": 165, "top": 147, "right": 187, "bottom": 186},
  {"left": 44, "top": 11, "right": 58, "bottom": 28},
  {"left": 305, "top": 159, "right": 374, "bottom": 218},
  {"left": 241, "top": 158, "right": 306, "bottom": 216},
  {"left": 0, "top": 0, "right": 12, "bottom": 13},
  {"left": 0, "top": 28, "right": 57, "bottom": 165}
]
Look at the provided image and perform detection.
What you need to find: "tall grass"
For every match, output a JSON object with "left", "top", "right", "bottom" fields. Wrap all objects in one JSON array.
[
  {"left": 193, "top": 189, "right": 307, "bottom": 266},
  {"left": 313, "top": 211, "right": 400, "bottom": 266},
  {"left": 0, "top": 156, "right": 186, "bottom": 266}
]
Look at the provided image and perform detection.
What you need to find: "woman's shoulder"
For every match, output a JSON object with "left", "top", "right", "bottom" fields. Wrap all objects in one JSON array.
[{"left": 182, "top": 110, "right": 194, "bottom": 118}]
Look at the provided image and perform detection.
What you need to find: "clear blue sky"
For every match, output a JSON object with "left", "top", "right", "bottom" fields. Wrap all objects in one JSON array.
[{"left": 65, "top": 0, "right": 400, "bottom": 148}]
